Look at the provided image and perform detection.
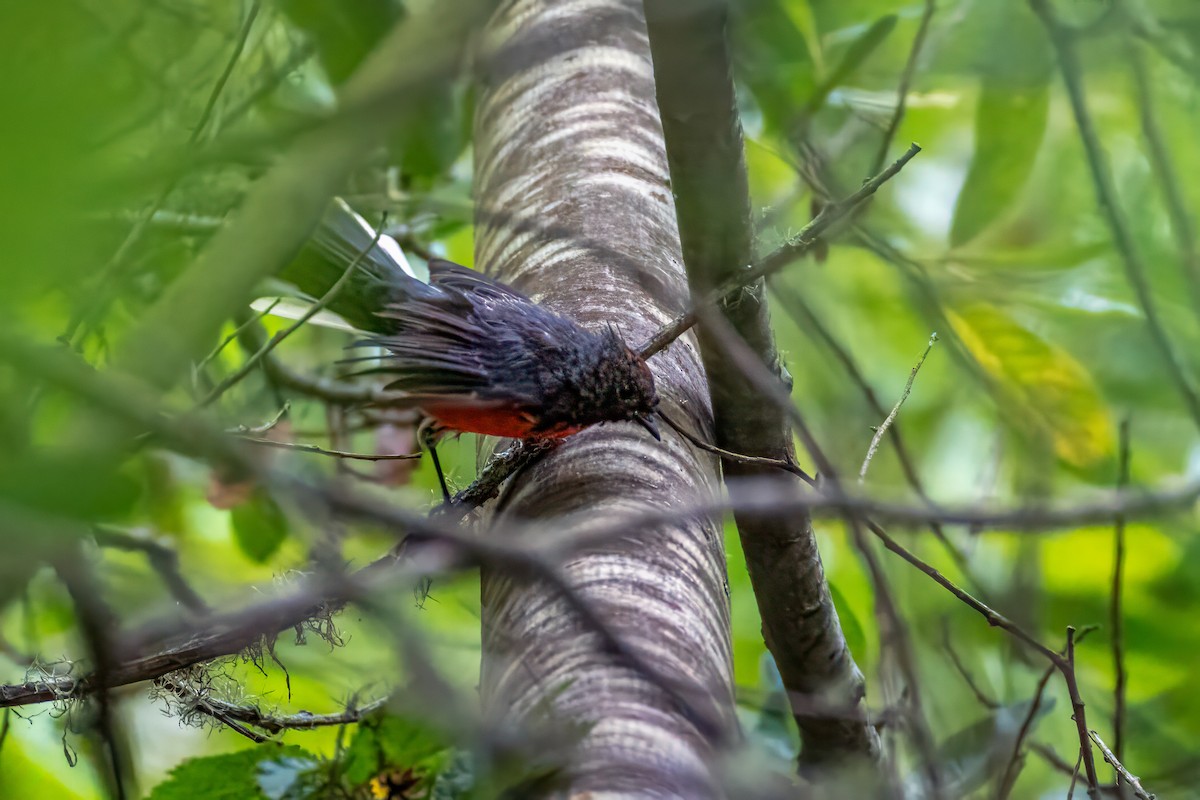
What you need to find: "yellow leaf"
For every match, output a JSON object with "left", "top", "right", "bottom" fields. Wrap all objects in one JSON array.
[{"left": 948, "top": 305, "right": 1115, "bottom": 470}]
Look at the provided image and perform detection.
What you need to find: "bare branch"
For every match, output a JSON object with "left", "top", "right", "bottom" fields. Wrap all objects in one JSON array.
[
  {"left": 859, "top": 332, "right": 937, "bottom": 482},
  {"left": 234, "top": 436, "right": 420, "bottom": 462},
  {"left": 637, "top": 142, "right": 922, "bottom": 360},
  {"left": 1089, "top": 730, "right": 1155, "bottom": 800},
  {"left": 92, "top": 526, "right": 211, "bottom": 615},
  {"left": 1111, "top": 417, "right": 1132, "bottom": 782},
  {"left": 870, "top": 0, "right": 937, "bottom": 175},
  {"left": 199, "top": 216, "right": 384, "bottom": 408}
]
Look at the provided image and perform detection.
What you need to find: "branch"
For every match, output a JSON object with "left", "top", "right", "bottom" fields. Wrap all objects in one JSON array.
[
  {"left": 198, "top": 214, "right": 385, "bottom": 408},
  {"left": 1030, "top": 0, "right": 1200, "bottom": 432},
  {"left": 1110, "top": 418, "right": 1132, "bottom": 782},
  {"left": 859, "top": 332, "right": 937, "bottom": 481},
  {"left": 770, "top": 282, "right": 986, "bottom": 593},
  {"left": 92, "top": 526, "right": 211, "bottom": 615},
  {"left": 235, "top": 436, "right": 420, "bottom": 462},
  {"left": 1089, "top": 730, "right": 1155, "bottom": 800},
  {"left": 637, "top": 142, "right": 921, "bottom": 360},
  {"left": 1127, "top": 38, "right": 1200, "bottom": 320},
  {"left": 644, "top": 0, "right": 884, "bottom": 768},
  {"left": 871, "top": 0, "right": 937, "bottom": 173}
]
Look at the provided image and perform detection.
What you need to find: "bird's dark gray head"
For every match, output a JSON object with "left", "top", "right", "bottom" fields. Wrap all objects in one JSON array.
[{"left": 588, "top": 327, "right": 660, "bottom": 439}]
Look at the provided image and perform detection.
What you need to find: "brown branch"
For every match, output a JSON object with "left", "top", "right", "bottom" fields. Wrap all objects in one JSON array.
[
  {"left": 636, "top": 142, "right": 921, "bottom": 360},
  {"left": 235, "top": 436, "right": 420, "bottom": 462},
  {"left": 941, "top": 622, "right": 997, "bottom": 709},
  {"left": 658, "top": 409, "right": 813, "bottom": 482},
  {"left": 997, "top": 627, "right": 1097, "bottom": 800},
  {"left": 1111, "top": 418, "right": 1131, "bottom": 780},
  {"left": 694, "top": 308, "right": 943, "bottom": 783},
  {"left": 996, "top": 663, "right": 1057, "bottom": 799},
  {"left": 1065, "top": 627, "right": 1103, "bottom": 797},
  {"left": 644, "top": 0, "right": 890, "bottom": 766},
  {"left": 92, "top": 526, "right": 211, "bottom": 615},
  {"left": 870, "top": 0, "right": 937, "bottom": 175},
  {"left": 1068, "top": 749, "right": 1085, "bottom": 799},
  {"left": 158, "top": 677, "right": 387, "bottom": 739}
]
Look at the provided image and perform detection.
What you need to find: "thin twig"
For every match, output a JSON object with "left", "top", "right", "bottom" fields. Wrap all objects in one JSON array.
[
  {"left": 658, "top": 409, "right": 814, "bottom": 482},
  {"left": 196, "top": 299, "right": 280, "bottom": 374},
  {"left": 1127, "top": 37, "right": 1200, "bottom": 319},
  {"left": 870, "top": 0, "right": 936, "bottom": 175},
  {"left": 235, "top": 436, "right": 421, "bottom": 462},
  {"left": 996, "top": 663, "right": 1057, "bottom": 799},
  {"left": 1065, "top": 626, "right": 1102, "bottom": 797},
  {"left": 227, "top": 404, "right": 291, "bottom": 435},
  {"left": 859, "top": 332, "right": 937, "bottom": 481},
  {"left": 438, "top": 439, "right": 558, "bottom": 516},
  {"left": 1030, "top": 0, "right": 1200, "bottom": 432},
  {"left": 1068, "top": 749, "right": 1085, "bottom": 799},
  {"left": 199, "top": 215, "right": 385, "bottom": 408},
  {"left": 162, "top": 677, "right": 387, "bottom": 737},
  {"left": 770, "top": 282, "right": 984, "bottom": 594},
  {"left": 637, "top": 143, "right": 921, "bottom": 359},
  {"left": 1111, "top": 417, "right": 1131, "bottom": 779},
  {"left": 190, "top": 1, "right": 263, "bottom": 142},
  {"left": 997, "top": 627, "right": 1097, "bottom": 800},
  {"left": 1089, "top": 730, "right": 1155, "bottom": 800},
  {"left": 65, "top": 1, "right": 264, "bottom": 348},
  {"left": 92, "top": 526, "right": 211, "bottom": 615},
  {"left": 941, "top": 621, "right": 997, "bottom": 709},
  {"left": 156, "top": 678, "right": 268, "bottom": 743}
]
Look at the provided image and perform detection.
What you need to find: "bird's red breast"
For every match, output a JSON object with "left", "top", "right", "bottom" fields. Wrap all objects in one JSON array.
[{"left": 422, "top": 401, "right": 584, "bottom": 440}]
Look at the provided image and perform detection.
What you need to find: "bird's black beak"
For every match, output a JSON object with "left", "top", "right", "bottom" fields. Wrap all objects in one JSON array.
[{"left": 634, "top": 413, "right": 661, "bottom": 441}]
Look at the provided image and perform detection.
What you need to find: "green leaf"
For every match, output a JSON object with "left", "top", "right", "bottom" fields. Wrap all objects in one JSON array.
[
  {"left": 230, "top": 492, "right": 289, "bottom": 563},
  {"left": 430, "top": 750, "right": 476, "bottom": 800},
  {"left": 343, "top": 711, "right": 448, "bottom": 787},
  {"left": 782, "top": 1, "right": 824, "bottom": 75},
  {"left": 828, "top": 582, "right": 867, "bottom": 661},
  {"left": 948, "top": 304, "right": 1115, "bottom": 470},
  {"left": 0, "top": 451, "right": 139, "bottom": 521},
  {"left": 908, "top": 698, "right": 1055, "bottom": 797},
  {"left": 752, "top": 652, "right": 798, "bottom": 760},
  {"left": 256, "top": 756, "right": 322, "bottom": 800},
  {"left": 950, "top": 79, "right": 1049, "bottom": 247},
  {"left": 806, "top": 14, "right": 898, "bottom": 117},
  {"left": 147, "top": 745, "right": 313, "bottom": 800}
]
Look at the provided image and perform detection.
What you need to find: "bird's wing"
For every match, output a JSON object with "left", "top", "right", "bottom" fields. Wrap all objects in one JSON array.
[{"left": 426, "top": 259, "right": 532, "bottom": 303}]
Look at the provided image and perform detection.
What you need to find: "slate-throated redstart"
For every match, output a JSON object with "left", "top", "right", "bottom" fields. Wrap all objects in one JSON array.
[{"left": 309, "top": 200, "right": 662, "bottom": 498}]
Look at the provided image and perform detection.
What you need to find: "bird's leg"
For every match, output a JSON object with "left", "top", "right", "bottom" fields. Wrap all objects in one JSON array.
[{"left": 418, "top": 421, "right": 451, "bottom": 504}]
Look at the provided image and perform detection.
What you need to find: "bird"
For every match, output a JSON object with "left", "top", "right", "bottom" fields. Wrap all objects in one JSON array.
[{"left": 308, "top": 199, "right": 662, "bottom": 499}]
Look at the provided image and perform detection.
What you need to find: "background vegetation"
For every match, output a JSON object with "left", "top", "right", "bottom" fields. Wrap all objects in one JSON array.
[{"left": 1, "top": 0, "right": 1198, "bottom": 797}]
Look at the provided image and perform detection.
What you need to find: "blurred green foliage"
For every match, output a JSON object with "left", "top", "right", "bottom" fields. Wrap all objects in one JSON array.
[{"left": 2, "top": 0, "right": 1200, "bottom": 798}]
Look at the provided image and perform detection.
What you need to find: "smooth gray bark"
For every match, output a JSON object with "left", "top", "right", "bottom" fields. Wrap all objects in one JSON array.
[{"left": 472, "top": 1, "right": 737, "bottom": 795}]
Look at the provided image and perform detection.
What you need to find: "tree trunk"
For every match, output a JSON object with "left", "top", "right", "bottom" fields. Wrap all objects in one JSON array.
[
  {"left": 644, "top": 0, "right": 881, "bottom": 770},
  {"left": 472, "top": 0, "right": 737, "bottom": 795}
]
